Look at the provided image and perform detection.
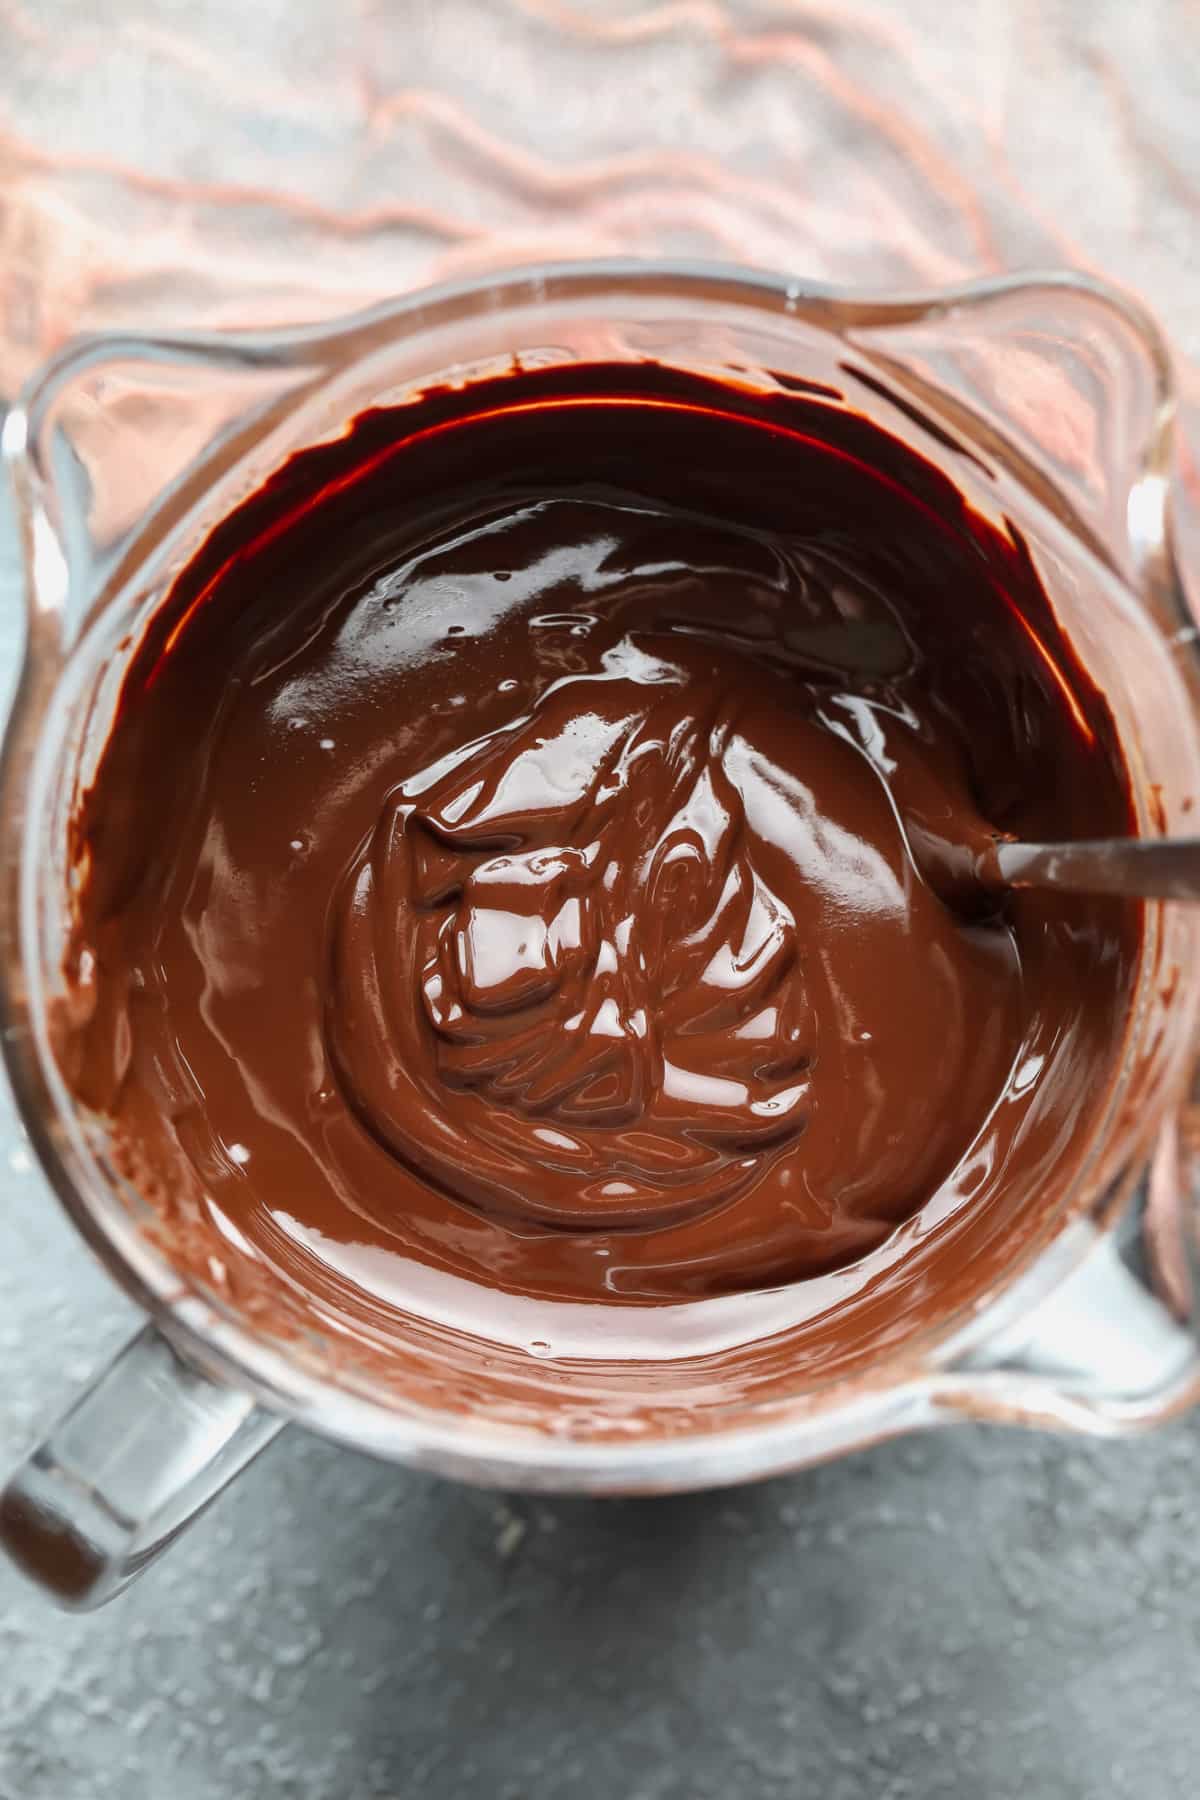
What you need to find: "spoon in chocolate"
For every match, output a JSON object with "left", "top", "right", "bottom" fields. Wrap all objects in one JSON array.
[{"left": 988, "top": 836, "right": 1200, "bottom": 903}]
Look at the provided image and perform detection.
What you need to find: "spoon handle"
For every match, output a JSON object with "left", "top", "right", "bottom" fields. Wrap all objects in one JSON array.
[{"left": 995, "top": 837, "right": 1200, "bottom": 903}]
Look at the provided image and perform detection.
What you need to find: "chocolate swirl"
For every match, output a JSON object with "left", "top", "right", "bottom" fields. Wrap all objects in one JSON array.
[
  {"left": 328, "top": 638, "right": 820, "bottom": 1229},
  {"left": 62, "top": 360, "right": 1139, "bottom": 1328}
]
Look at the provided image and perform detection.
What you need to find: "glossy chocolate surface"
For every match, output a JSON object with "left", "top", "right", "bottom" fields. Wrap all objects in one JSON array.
[{"left": 62, "top": 362, "right": 1138, "bottom": 1355}]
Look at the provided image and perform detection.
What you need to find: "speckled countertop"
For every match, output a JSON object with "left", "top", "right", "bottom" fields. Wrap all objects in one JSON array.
[{"left": 4, "top": 4, "right": 1200, "bottom": 1796}]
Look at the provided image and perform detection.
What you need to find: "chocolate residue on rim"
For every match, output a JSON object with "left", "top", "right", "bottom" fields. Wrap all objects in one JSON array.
[{"left": 59, "top": 360, "right": 1139, "bottom": 1369}]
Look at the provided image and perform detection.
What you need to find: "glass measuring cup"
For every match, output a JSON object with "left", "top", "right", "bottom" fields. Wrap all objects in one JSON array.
[{"left": 2, "top": 261, "right": 1199, "bottom": 1608}]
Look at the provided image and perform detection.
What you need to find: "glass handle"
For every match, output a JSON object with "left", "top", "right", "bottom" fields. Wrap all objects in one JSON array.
[
  {"left": 0, "top": 1325, "right": 283, "bottom": 1609},
  {"left": 845, "top": 273, "right": 1177, "bottom": 592},
  {"left": 937, "top": 1212, "right": 1200, "bottom": 1433},
  {"left": 5, "top": 330, "right": 322, "bottom": 673}
]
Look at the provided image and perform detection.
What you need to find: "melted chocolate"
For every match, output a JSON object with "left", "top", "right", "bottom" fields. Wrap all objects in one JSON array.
[{"left": 62, "top": 361, "right": 1139, "bottom": 1360}]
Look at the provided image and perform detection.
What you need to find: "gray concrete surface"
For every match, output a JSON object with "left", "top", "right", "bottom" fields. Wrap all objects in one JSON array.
[{"left": 2, "top": 471, "right": 1200, "bottom": 1800}]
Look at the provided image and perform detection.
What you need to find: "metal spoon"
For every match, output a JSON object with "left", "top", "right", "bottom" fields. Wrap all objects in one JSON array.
[{"left": 993, "top": 837, "right": 1200, "bottom": 903}]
